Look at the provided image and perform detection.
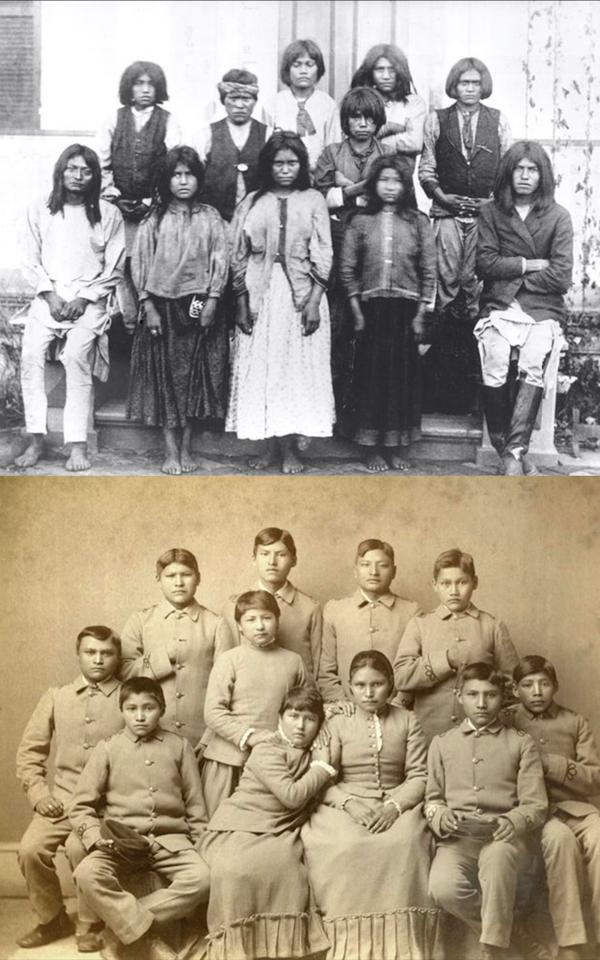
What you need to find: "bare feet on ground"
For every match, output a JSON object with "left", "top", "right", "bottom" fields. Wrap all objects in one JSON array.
[
  {"left": 161, "top": 456, "right": 182, "bottom": 475},
  {"left": 65, "top": 442, "right": 91, "bottom": 472},
  {"left": 365, "top": 451, "right": 389, "bottom": 472},
  {"left": 14, "top": 435, "right": 44, "bottom": 468}
]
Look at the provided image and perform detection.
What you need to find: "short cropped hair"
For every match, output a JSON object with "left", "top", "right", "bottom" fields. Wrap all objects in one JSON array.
[
  {"left": 459, "top": 662, "right": 504, "bottom": 690},
  {"left": 281, "top": 686, "right": 325, "bottom": 724},
  {"left": 155, "top": 547, "right": 200, "bottom": 579},
  {"left": 253, "top": 527, "right": 297, "bottom": 563},
  {"left": 445, "top": 57, "right": 493, "bottom": 100},
  {"left": 253, "top": 131, "right": 311, "bottom": 201},
  {"left": 234, "top": 589, "right": 281, "bottom": 622},
  {"left": 218, "top": 68, "right": 259, "bottom": 104},
  {"left": 493, "top": 140, "right": 556, "bottom": 215},
  {"left": 119, "top": 60, "right": 169, "bottom": 105},
  {"left": 119, "top": 677, "right": 166, "bottom": 712},
  {"left": 355, "top": 538, "right": 395, "bottom": 564},
  {"left": 433, "top": 548, "right": 476, "bottom": 580},
  {"left": 76, "top": 625, "right": 121, "bottom": 657},
  {"left": 351, "top": 43, "right": 415, "bottom": 102},
  {"left": 349, "top": 650, "right": 395, "bottom": 691},
  {"left": 513, "top": 655, "right": 558, "bottom": 686},
  {"left": 340, "top": 86, "right": 387, "bottom": 136},
  {"left": 280, "top": 38, "right": 325, "bottom": 85}
]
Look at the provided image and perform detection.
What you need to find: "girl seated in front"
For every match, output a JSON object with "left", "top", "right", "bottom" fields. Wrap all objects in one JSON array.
[
  {"left": 201, "top": 590, "right": 307, "bottom": 816},
  {"left": 201, "top": 686, "right": 334, "bottom": 960},
  {"left": 128, "top": 146, "right": 229, "bottom": 475},
  {"left": 227, "top": 131, "right": 335, "bottom": 474},
  {"left": 301, "top": 650, "right": 443, "bottom": 960}
]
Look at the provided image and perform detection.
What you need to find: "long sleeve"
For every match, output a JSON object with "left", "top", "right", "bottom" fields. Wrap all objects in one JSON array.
[
  {"left": 317, "top": 609, "right": 345, "bottom": 702},
  {"left": 416, "top": 213, "right": 437, "bottom": 305},
  {"left": 323, "top": 101, "right": 342, "bottom": 150},
  {"left": 379, "top": 95, "right": 427, "bottom": 156},
  {"left": 313, "top": 145, "right": 345, "bottom": 210},
  {"left": 338, "top": 218, "right": 362, "bottom": 298},
  {"left": 476, "top": 203, "right": 528, "bottom": 280},
  {"left": 386, "top": 712, "right": 427, "bottom": 810},
  {"left": 502, "top": 735, "right": 547, "bottom": 835},
  {"left": 308, "top": 192, "right": 333, "bottom": 288},
  {"left": 393, "top": 617, "right": 454, "bottom": 692},
  {"left": 424, "top": 736, "right": 449, "bottom": 837},
  {"left": 229, "top": 193, "right": 254, "bottom": 296},
  {"left": 203, "top": 655, "right": 249, "bottom": 747},
  {"left": 309, "top": 605, "right": 323, "bottom": 681},
  {"left": 520, "top": 206, "right": 573, "bottom": 296},
  {"left": 492, "top": 620, "right": 519, "bottom": 677},
  {"left": 98, "top": 112, "right": 117, "bottom": 193},
  {"left": 21, "top": 202, "right": 54, "bottom": 296},
  {"left": 251, "top": 743, "right": 334, "bottom": 810},
  {"left": 78, "top": 204, "right": 125, "bottom": 302},
  {"left": 16, "top": 689, "right": 56, "bottom": 809},
  {"left": 418, "top": 112, "right": 440, "bottom": 196},
  {"left": 179, "top": 740, "right": 208, "bottom": 844},
  {"left": 498, "top": 112, "right": 512, "bottom": 155},
  {"left": 206, "top": 211, "right": 229, "bottom": 297},
  {"left": 68, "top": 740, "right": 110, "bottom": 850},
  {"left": 119, "top": 610, "right": 174, "bottom": 681},
  {"left": 545, "top": 716, "right": 600, "bottom": 797},
  {"left": 130, "top": 215, "right": 158, "bottom": 299}
]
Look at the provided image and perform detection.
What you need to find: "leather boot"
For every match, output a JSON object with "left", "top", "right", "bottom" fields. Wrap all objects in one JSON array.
[
  {"left": 503, "top": 380, "right": 544, "bottom": 472},
  {"left": 17, "top": 908, "right": 74, "bottom": 948},
  {"left": 481, "top": 384, "right": 512, "bottom": 456}
]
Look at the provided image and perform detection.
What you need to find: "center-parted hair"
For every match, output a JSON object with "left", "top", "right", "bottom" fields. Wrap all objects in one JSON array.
[
  {"left": 459, "top": 661, "right": 504, "bottom": 691},
  {"left": 445, "top": 57, "right": 493, "bottom": 100},
  {"left": 48, "top": 144, "right": 102, "bottom": 226},
  {"left": 281, "top": 685, "right": 325, "bottom": 724},
  {"left": 513, "top": 655, "right": 558, "bottom": 686},
  {"left": 351, "top": 43, "right": 416, "bottom": 102},
  {"left": 355, "top": 538, "right": 395, "bottom": 564},
  {"left": 493, "top": 140, "right": 556, "bottom": 215},
  {"left": 118, "top": 60, "right": 169, "bottom": 105},
  {"left": 234, "top": 589, "right": 281, "bottom": 622},
  {"left": 119, "top": 677, "right": 166, "bottom": 712},
  {"left": 349, "top": 650, "right": 395, "bottom": 691},
  {"left": 433, "top": 548, "right": 476, "bottom": 580},
  {"left": 340, "top": 86, "right": 387, "bottom": 136},
  {"left": 253, "top": 527, "right": 297, "bottom": 563},
  {"left": 252, "top": 131, "right": 311, "bottom": 204},
  {"left": 279, "top": 38, "right": 326, "bottom": 85},
  {"left": 76, "top": 625, "right": 121, "bottom": 657},
  {"left": 155, "top": 547, "right": 200, "bottom": 579},
  {"left": 362, "top": 154, "right": 418, "bottom": 214},
  {"left": 155, "top": 146, "right": 204, "bottom": 220}
]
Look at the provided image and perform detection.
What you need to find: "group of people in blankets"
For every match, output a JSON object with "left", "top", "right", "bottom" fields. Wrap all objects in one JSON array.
[
  {"left": 15, "top": 38, "right": 573, "bottom": 477},
  {"left": 16, "top": 530, "right": 599, "bottom": 960}
]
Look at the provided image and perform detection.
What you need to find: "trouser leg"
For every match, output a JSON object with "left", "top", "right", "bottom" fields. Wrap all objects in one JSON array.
[
  {"left": 567, "top": 812, "right": 600, "bottom": 942},
  {"left": 138, "top": 845, "right": 210, "bottom": 925},
  {"left": 59, "top": 302, "right": 106, "bottom": 444},
  {"left": 74, "top": 849, "right": 154, "bottom": 945},
  {"left": 17, "top": 815, "right": 71, "bottom": 923},
  {"left": 20, "top": 304, "right": 57, "bottom": 435},
  {"left": 478, "top": 837, "right": 526, "bottom": 948},
  {"left": 434, "top": 218, "right": 464, "bottom": 313},
  {"left": 429, "top": 839, "right": 482, "bottom": 935},
  {"left": 459, "top": 218, "right": 481, "bottom": 321},
  {"left": 64, "top": 831, "right": 100, "bottom": 927},
  {"left": 541, "top": 817, "right": 587, "bottom": 946}
]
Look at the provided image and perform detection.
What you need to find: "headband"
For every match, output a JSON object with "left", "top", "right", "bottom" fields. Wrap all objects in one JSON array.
[{"left": 218, "top": 81, "right": 259, "bottom": 99}]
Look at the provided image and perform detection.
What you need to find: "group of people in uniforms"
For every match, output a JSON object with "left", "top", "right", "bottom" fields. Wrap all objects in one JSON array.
[
  {"left": 15, "top": 530, "right": 600, "bottom": 960},
  {"left": 13, "top": 37, "right": 573, "bottom": 477}
]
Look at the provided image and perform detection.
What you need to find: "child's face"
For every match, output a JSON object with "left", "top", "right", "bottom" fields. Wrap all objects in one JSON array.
[
  {"left": 432, "top": 566, "right": 477, "bottom": 612},
  {"left": 170, "top": 162, "right": 199, "bottom": 202},
  {"left": 131, "top": 72, "right": 156, "bottom": 109},
  {"left": 372, "top": 56, "right": 396, "bottom": 96},
  {"left": 224, "top": 92, "right": 256, "bottom": 126},
  {"left": 354, "top": 548, "right": 396, "bottom": 596},
  {"left": 254, "top": 540, "right": 295, "bottom": 587},
  {"left": 121, "top": 693, "right": 162, "bottom": 738},
  {"left": 458, "top": 679, "right": 503, "bottom": 727},
  {"left": 289, "top": 53, "right": 318, "bottom": 92},
  {"left": 347, "top": 113, "right": 377, "bottom": 142},
  {"left": 280, "top": 706, "right": 320, "bottom": 748},
  {"left": 350, "top": 665, "right": 392, "bottom": 713},
  {"left": 78, "top": 636, "right": 119, "bottom": 684},
  {"left": 159, "top": 562, "right": 199, "bottom": 608},
  {"left": 271, "top": 148, "right": 301, "bottom": 189},
  {"left": 376, "top": 168, "right": 404, "bottom": 205},
  {"left": 238, "top": 607, "right": 278, "bottom": 647},
  {"left": 514, "top": 671, "right": 557, "bottom": 715}
]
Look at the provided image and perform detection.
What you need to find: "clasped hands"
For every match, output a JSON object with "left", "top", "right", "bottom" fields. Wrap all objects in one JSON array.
[
  {"left": 439, "top": 808, "right": 516, "bottom": 842},
  {"left": 41, "top": 291, "right": 90, "bottom": 323}
]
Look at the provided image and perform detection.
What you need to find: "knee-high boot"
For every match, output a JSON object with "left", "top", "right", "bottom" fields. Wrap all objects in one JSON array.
[
  {"left": 502, "top": 380, "right": 543, "bottom": 476},
  {"left": 481, "top": 384, "right": 512, "bottom": 455}
]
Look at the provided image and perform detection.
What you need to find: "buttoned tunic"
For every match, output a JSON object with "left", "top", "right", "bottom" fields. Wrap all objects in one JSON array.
[
  {"left": 216, "top": 580, "right": 322, "bottom": 678},
  {"left": 318, "top": 590, "right": 419, "bottom": 702},
  {"left": 393, "top": 603, "right": 518, "bottom": 742},
  {"left": 69, "top": 727, "right": 207, "bottom": 851},
  {"left": 17, "top": 675, "right": 123, "bottom": 811},
  {"left": 425, "top": 719, "right": 547, "bottom": 837},
  {"left": 120, "top": 599, "right": 231, "bottom": 745}
]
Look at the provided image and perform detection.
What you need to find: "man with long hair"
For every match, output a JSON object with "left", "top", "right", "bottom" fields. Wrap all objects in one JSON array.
[
  {"left": 15, "top": 143, "right": 124, "bottom": 471},
  {"left": 418, "top": 57, "right": 511, "bottom": 413},
  {"left": 475, "top": 141, "right": 573, "bottom": 475}
]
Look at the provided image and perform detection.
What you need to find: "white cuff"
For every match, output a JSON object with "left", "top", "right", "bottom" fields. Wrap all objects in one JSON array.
[
  {"left": 310, "top": 760, "right": 336, "bottom": 777},
  {"left": 239, "top": 727, "right": 255, "bottom": 751},
  {"left": 521, "top": 257, "right": 527, "bottom": 275},
  {"left": 384, "top": 797, "right": 401, "bottom": 813}
]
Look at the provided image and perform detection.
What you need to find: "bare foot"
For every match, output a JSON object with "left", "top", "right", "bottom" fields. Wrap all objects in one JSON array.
[
  {"left": 14, "top": 436, "right": 44, "bottom": 468},
  {"left": 296, "top": 435, "right": 312, "bottom": 452},
  {"left": 248, "top": 439, "right": 278, "bottom": 471},
  {"left": 161, "top": 456, "right": 182, "bottom": 475},
  {"left": 180, "top": 451, "right": 198, "bottom": 473},
  {"left": 282, "top": 449, "right": 304, "bottom": 474},
  {"left": 365, "top": 451, "right": 389, "bottom": 472},
  {"left": 65, "top": 443, "right": 91, "bottom": 472},
  {"left": 388, "top": 453, "right": 410, "bottom": 471}
]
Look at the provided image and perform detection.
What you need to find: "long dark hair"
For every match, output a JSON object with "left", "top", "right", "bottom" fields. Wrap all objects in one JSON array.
[
  {"left": 361, "top": 155, "right": 417, "bottom": 215},
  {"left": 118, "top": 60, "right": 169, "bottom": 105},
  {"left": 155, "top": 146, "right": 204, "bottom": 221},
  {"left": 494, "top": 141, "right": 555, "bottom": 215},
  {"left": 340, "top": 86, "right": 387, "bottom": 137},
  {"left": 351, "top": 43, "right": 415, "bottom": 102},
  {"left": 47, "top": 144, "right": 102, "bottom": 226},
  {"left": 251, "top": 131, "right": 311, "bottom": 207}
]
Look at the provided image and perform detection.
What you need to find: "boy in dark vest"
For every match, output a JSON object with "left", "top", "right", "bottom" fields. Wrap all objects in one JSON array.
[{"left": 418, "top": 57, "right": 511, "bottom": 412}]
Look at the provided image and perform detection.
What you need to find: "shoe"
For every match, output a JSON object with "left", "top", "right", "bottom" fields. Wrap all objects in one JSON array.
[
  {"left": 77, "top": 929, "right": 104, "bottom": 952},
  {"left": 17, "top": 908, "right": 74, "bottom": 948},
  {"left": 481, "top": 384, "right": 512, "bottom": 455},
  {"left": 511, "top": 920, "right": 553, "bottom": 960},
  {"left": 501, "top": 451, "right": 524, "bottom": 476},
  {"left": 522, "top": 455, "right": 540, "bottom": 476},
  {"left": 100, "top": 931, "right": 129, "bottom": 960},
  {"left": 503, "top": 380, "right": 544, "bottom": 466}
]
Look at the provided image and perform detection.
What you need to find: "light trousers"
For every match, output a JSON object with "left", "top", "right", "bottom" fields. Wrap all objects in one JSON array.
[
  {"left": 18, "top": 814, "right": 94, "bottom": 925},
  {"left": 476, "top": 319, "right": 554, "bottom": 388},
  {"left": 542, "top": 813, "right": 600, "bottom": 945},
  {"left": 434, "top": 216, "right": 481, "bottom": 320}
]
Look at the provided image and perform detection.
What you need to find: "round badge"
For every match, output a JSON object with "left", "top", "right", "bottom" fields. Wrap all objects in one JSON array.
[{"left": 237, "top": 163, "right": 249, "bottom": 172}]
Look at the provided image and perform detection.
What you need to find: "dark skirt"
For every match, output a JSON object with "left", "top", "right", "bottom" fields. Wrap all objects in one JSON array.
[
  {"left": 351, "top": 297, "right": 422, "bottom": 447},
  {"left": 127, "top": 295, "right": 228, "bottom": 429}
]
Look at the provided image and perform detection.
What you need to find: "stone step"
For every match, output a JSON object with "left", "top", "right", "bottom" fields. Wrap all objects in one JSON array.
[{"left": 94, "top": 399, "right": 483, "bottom": 462}]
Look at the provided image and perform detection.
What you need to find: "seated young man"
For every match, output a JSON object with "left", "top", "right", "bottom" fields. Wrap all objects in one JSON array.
[
  {"left": 16, "top": 626, "right": 123, "bottom": 952},
  {"left": 508, "top": 655, "right": 600, "bottom": 960},
  {"left": 70, "top": 677, "right": 209, "bottom": 960},
  {"left": 16, "top": 143, "right": 124, "bottom": 472},
  {"left": 425, "top": 661, "right": 548, "bottom": 960}
]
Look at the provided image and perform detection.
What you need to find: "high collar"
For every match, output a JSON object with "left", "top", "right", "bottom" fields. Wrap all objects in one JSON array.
[
  {"left": 519, "top": 701, "right": 559, "bottom": 721},
  {"left": 354, "top": 589, "right": 396, "bottom": 609},
  {"left": 73, "top": 674, "right": 120, "bottom": 697},
  {"left": 461, "top": 717, "right": 503, "bottom": 736},
  {"left": 158, "top": 598, "right": 202, "bottom": 622},
  {"left": 123, "top": 726, "right": 165, "bottom": 744},
  {"left": 435, "top": 602, "right": 480, "bottom": 621},
  {"left": 255, "top": 580, "right": 296, "bottom": 605}
]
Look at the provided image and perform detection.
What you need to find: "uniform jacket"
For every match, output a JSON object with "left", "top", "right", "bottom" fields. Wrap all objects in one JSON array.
[{"left": 477, "top": 198, "right": 573, "bottom": 322}]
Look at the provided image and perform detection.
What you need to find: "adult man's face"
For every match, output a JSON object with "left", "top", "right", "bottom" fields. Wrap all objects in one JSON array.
[
  {"left": 63, "top": 155, "right": 94, "bottom": 199},
  {"left": 512, "top": 158, "right": 540, "bottom": 199},
  {"left": 455, "top": 69, "right": 483, "bottom": 108}
]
